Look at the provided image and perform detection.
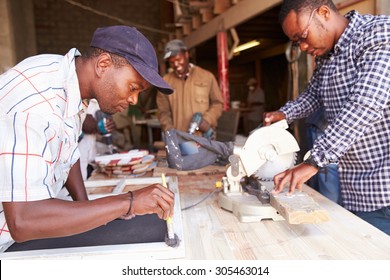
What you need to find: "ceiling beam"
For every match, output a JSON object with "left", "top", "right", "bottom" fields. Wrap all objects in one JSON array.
[{"left": 183, "top": 0, "right": 282, "bottom": 48}]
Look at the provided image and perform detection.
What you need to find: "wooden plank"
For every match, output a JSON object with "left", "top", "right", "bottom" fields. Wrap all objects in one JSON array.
[
  {"left": 192, "top": 14, "right": 202, "bottom": 29},
  {"left": 182, "top": 21, "right": 192, "bottom": 35},
  {"left": 214, "top": 0, "right": 232, "bottom": 14},
  {"left": 269, "top": 190, "right": 329, "bottom": 224},
  {"left": 189, "top": 0, "right": 213, "bottom": 9},
  {"left": 200, "top": 8, "right": 214, "bottom": 22},
  {"left": 175, "top": 27, "right": 183, "bottom": 39},
  {"left": 173, "top": 0, "right": 183, "bottom": 17},
  {"left": 183, "top": 0, "right": 281, "bottom": 48}
]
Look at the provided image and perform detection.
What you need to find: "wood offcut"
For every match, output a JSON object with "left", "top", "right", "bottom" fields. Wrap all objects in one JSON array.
[{"left": 270, "top": 190, "right": 330, "bottom": 224}]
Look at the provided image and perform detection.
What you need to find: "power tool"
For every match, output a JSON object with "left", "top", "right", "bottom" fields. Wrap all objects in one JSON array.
[
  {"left": 96, "top": 111, "right": 114, "bottom": 154},
  {"left": 188, "top": 112, "right": 215, "bottom": 139},
  {"left": 218, "top": 120, "right": 300, "bottom": 222}
]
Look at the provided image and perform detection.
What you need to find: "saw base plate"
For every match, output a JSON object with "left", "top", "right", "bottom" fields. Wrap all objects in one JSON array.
[{"left": 218, "top": 191, "right": 284, "bottom": 223}]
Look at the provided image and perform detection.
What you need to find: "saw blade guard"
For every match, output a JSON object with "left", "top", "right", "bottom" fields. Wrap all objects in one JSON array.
[
  {"left": 239, "top": 120, "right": 300, "bottom": 178},
  {"left": 254, "top": 150, "right": 297, "bottom": 181}
]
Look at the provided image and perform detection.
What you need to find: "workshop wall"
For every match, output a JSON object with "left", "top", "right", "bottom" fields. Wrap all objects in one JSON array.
[
  {"left": 33, "top": 0, "right": 172, "bottom": 55},
  {"left": 0, "top": 0, "right": 36, "bottom": 73}
]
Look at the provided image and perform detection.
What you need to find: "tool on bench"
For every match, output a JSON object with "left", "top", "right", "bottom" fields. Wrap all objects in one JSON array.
[
  {"left": 161, "top": 173, "right": 180, "bottom": 247},
  {"left": 218, "top": 120, "right": 300, "bottom": 222}
]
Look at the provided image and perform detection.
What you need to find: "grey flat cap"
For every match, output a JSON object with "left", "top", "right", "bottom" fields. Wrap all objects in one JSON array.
[{"left": 164, "top": 39, "right": 187, "bottom": 59}]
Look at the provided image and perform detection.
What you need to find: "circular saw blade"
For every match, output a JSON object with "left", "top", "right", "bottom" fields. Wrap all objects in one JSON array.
[{"left": 254, "top": 151, "right": 297, "bottom": 181}]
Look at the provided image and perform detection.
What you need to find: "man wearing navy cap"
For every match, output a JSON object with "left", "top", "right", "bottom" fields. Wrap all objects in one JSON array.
[{"left": 0, "top": 25, "right": 174, "bottom": 248}]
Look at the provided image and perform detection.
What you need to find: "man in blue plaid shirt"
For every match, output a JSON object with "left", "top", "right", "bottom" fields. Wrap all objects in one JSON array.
[{"left": 264, "top": 0, "right": 390, "bottom": 235}]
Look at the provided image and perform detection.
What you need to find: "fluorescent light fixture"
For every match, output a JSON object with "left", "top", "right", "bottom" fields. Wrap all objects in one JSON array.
[{"left": 233, "top": 40, "right": 260, "bottom": 54}]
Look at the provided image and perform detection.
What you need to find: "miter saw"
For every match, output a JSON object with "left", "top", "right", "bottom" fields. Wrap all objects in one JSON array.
[{"left": 218, "top": 120, "right": 300, "bottom": 222}]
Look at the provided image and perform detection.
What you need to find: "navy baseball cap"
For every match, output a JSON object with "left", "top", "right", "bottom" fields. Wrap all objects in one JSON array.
[{"left": 90, "top": 26, "right": 173, "bottom": 95}]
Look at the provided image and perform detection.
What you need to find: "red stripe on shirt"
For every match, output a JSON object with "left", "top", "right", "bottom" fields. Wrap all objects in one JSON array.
[
  {"left": 47, "top": 130, "right": 57, "bottom": 143},
  {"left": 22, "top": 97, "right": 56, "bottom": 112},
  {"left": 0, "top": 222, "right": 10, "bottom": 235},
  {"left": 0, "top": 69, "right": 58, "bottom": 103},
  {"left": 11, "top": 68, "right": 55, "bottom": 111}
]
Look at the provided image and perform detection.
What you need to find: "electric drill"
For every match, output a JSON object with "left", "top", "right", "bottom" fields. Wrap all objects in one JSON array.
[
  {"left": 96, "top": 111, "right": 114, "bottom": 154},
  {"left": 188, "top": 112, "right": 215, "bottom": 139}
]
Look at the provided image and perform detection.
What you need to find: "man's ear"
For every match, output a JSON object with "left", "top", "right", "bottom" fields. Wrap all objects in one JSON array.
[
  {"left": 95, "top": 53, "right": 113, "bottom": 77},
  {"left": 318, "top": 5, "right": 331, "bottom": 20}
]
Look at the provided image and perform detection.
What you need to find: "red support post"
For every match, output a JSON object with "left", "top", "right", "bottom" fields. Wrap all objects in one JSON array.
[{"left": 217, "top": 31, "right": 230, "bottom": 111}]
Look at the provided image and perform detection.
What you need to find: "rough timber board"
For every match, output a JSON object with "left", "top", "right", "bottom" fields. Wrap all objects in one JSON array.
[
  {"left": 270, "top": 190, "right": 330, "bottom": 224},
  {"left": 259, "top": 181, "right": 329, "bottom": 224},
  {"left": 1, "top": 176, "right": 185, "bottom": 260}
]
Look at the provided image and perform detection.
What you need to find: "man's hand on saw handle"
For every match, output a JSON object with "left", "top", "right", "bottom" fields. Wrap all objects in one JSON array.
[
  {"left": 263, "top": 111, "right": 286, "bottom": 126},
  {"left": 262, "top": 110, "right": 319, "bottom": 194}
]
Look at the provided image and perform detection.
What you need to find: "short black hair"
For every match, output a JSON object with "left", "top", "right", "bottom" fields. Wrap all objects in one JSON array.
[
  {"left": 278, "top": 0, "right": 338, "bottom": 24},
  {"left": 83, "top": 47, "right": 128, "bottom": 68}
]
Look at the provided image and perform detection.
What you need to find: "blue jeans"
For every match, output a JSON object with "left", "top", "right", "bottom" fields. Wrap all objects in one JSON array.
[
  {"left": 306, "top": 126, "right": 341, "bottom": 205},
  {"left": 316, "top": 164, "right": 341, "bottom": 205},
  {"left": 353, "top": 206, "right": 390, "bottom": 235}
]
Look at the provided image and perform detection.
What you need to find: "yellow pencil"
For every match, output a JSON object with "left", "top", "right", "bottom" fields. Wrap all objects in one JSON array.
[{"left": 161, "top": 173, "right": 175, "bottom": 240}]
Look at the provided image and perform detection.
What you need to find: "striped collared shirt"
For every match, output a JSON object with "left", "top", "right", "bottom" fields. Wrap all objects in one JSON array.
[
  {"left": 0, "top": 48, "right": 86, "bottom": 248},
  {"left": 281, "top": 11, "right": 390, "bottom": 212}
]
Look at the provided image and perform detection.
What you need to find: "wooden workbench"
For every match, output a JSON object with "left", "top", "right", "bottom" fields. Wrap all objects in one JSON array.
[
  {"left": 3, "top": 171, "right": 390, "bottom": 260},
  {"left": 175, "top": 173, "right": 390, "bottom": 259}
]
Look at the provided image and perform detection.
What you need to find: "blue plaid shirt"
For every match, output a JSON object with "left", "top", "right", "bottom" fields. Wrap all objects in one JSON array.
[{"left": 281, "top": 11, "right": 390, "bottom": 212}]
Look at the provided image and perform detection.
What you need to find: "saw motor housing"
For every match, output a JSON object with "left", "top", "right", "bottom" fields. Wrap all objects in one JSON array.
[{"left": 218, "top": 120, "right": 300, "bottom": 222}]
